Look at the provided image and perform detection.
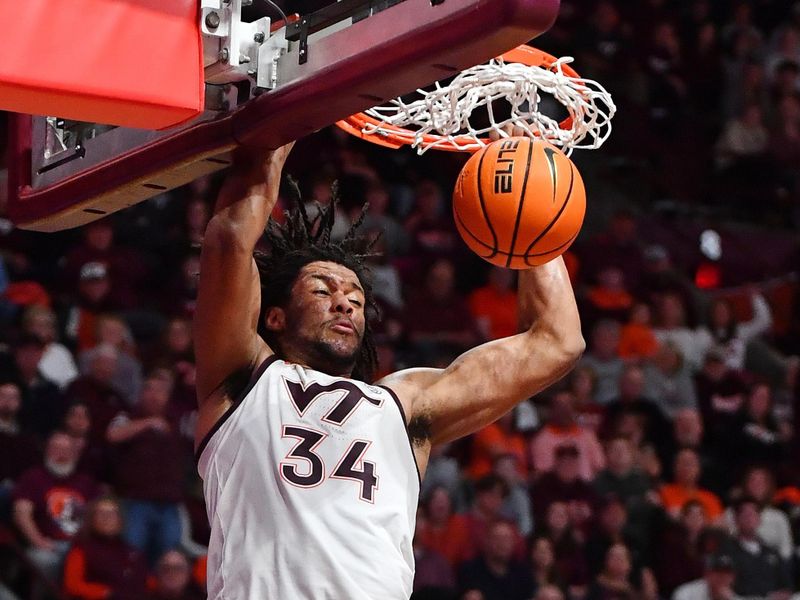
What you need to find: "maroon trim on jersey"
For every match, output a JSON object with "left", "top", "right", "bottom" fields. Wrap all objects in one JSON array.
[
  {"left": 378, "top": 385, "right": 422, "bottom": 485},
  {"left": 195, "top": 355, "right": 280, "bottom": 463}
]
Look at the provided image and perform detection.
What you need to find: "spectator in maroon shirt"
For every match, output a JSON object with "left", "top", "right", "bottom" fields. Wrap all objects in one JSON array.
[
  {"left": 540, "top": 500, "right": 590, "bottom": 589},
  {"left": 106, "top": 375, "right": 187, "bottom": 564},
  {"left": 531, "top": 445, "right": 599, "bottom": 532},
  {"left": 61, "top": 219, "right": 150, "bottom": 311},
  {"left": 654, "top": 499, "right": 725, "bottom": 596},
  {"left": 64, "top": 343, "right": 126, "bottom": 445},
  {"left": 148, "top": 319, "right": 198, "bottom": 445},
  {"left": 62, "top": 402, "right": 107, "bottom": 481},
  {"left": 577, "top": 209, "right": 644, "bottom": 295},
  {"left": 62, "top": 497, "right": 148, "bottom": 600},
  {"left": 404, "top": 258, "right": 479, "bottom": 362},
  {"left": 12, "top": 431, "right": 101, "bottom": 589},
  {"left": 149, "top": 550, "right": 206, "bottom": 600},
  {"left": 404, "top": 179, "right": 460, "bottom": 261},
  {"left": 0, "top": 380, "right": 41, "bottom": 519},
  {"left": 694, "top": 345, "right": 748, "bottom": 461}
]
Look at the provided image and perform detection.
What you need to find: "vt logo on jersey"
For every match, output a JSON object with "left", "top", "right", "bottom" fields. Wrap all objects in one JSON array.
[
  {"left": 284, "top": 379, "right": 382, "bottom": 424},
  {"left": 280, "top": 377, "right": 384, "bottom": 503},
  {"left": 493, "top": 139, "right": 520, "bottom": 194}
]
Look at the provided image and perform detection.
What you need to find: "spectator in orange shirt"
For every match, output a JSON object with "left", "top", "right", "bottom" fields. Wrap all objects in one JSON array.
[
  {"left": 62, "top": 497, "right": 148, "bottom": 600},
  {"left": 468, "top": 410, "right": 528, "bottom": 480},
  {"left": 660, "top": 449, "right": 724, "bottom": 521},
  {"left": 417, "top": 486, "right": 472, "bottom": 568},
  {"left": 468, "top": 267, "right": 518, "bottom": 341},
  {"left": 618, "top": 303, "right": 660, "bottom": 361}
]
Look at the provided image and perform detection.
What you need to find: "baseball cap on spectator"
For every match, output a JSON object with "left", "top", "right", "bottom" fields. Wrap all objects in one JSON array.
[
  {"left": 705, "top": 553, "right": 735, "bottom": 572},
  {"left": 80, "top": 262, "right": 108, "bottom": 281}
]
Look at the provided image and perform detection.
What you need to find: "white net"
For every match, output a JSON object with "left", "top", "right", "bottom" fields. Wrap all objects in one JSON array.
[{"left": 361, "top": 55, "right": 616, "bottom": 154}]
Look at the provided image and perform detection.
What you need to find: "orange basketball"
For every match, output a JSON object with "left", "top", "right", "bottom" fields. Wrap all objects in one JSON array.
[{"left": 452, "top": 137, "right": 586, "bottom": 269}]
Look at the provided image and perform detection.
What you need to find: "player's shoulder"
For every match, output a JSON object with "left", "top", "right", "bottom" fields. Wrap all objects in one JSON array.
[{"left": 376, "top": 367, "right": 441, "bottom": 398}]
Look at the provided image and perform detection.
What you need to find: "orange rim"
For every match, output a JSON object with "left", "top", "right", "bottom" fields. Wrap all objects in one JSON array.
[{"left": 336, "top": 45, "right": 580, "bottom": 152}]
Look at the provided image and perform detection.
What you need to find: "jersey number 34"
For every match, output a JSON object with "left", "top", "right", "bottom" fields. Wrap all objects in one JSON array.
[{"left": 279, "top": 379, "right": 383, "bottom": 503}]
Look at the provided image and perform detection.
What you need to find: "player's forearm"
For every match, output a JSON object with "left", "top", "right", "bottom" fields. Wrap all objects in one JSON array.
[
  {"left": 212, "top": 165, "right": 282, "bottom": 246},
  {"left": 210, "top": 145, "right": 293, "bottom": 247},
  {"left": 518, "top": 257, "right": 583, "bottom": 352}
]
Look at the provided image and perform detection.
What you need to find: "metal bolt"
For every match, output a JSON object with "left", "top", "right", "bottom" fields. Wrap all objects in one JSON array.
[
  {"left": 205, "top": 12, "right": 220, "bottom": 29},
  {"left": 247, "top": 69, "right": 257, "bottom": 77},
  {"left": 254, "top": 32, "right": 265, "bottom": 43},
  {"left": 239, "top": 54, "right": 250, "bottom": 63},
  {"left": 219, "top": 48, "right": 229, "bottom": 61}
]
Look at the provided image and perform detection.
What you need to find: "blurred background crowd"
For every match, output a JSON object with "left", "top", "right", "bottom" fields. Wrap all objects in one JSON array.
[{"left": 1, "top": 0, "right": 800, "bottom": 599}]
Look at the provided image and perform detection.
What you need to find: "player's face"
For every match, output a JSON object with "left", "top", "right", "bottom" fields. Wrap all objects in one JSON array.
[{"left": 283, "top": 261, "right": 366, "bottom": 373}]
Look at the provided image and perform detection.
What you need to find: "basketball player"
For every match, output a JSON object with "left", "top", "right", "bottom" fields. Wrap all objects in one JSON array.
[{"left": 193, "top": 143, "right": 584, "bottom": 599}]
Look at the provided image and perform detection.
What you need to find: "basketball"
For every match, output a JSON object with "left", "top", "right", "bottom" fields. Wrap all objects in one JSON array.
[{"left": 452, "top": 137, "right": 586, "bottom": 269}]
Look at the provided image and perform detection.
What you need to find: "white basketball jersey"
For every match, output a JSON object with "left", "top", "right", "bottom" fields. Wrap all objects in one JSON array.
[{"left": 197, "top": 356, "right": 420, "bottom": 600}]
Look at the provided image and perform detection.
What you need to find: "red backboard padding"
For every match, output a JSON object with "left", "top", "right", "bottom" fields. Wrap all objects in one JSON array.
[{"left": 0, "top": 0, "right": 203, "bottom": 129}]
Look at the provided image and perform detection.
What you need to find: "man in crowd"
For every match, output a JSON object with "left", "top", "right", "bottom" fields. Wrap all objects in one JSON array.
[
  {"left": 0, "top": 380, "right": 40, "bottom": 518},
  {"left": 672, "top": 553, "right": 740, "bottom": 600},
  {"left": 722, "top": 498, "right": 792, "bottom": 600},
  {"left": 577, "top": 320, "right": 625, "bottom": 404},
  {"left": 0, "top": 334, "right": 62, "bottom": 438},
  {"left": 65, "top": 342, "right": 126, "bottom": 444},
  {"left": 12, "top": 431, "right": 100, "bottom": 589},
  {"left": 457, "top": 520, "right": 534, "bottom": 600},
  {"left": 594, "top": 437, "right": 657, "bottom": 545},
  {"left": 106, "top": 375, "right": 187, "bottom": 564}
]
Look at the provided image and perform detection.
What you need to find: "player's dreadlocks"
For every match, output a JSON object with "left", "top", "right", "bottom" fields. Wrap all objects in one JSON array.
[{"left": 254, "top": 179, "right": 380, "bottom": 382}]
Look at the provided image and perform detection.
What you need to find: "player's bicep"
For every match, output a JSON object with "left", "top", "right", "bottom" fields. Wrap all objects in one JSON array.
[
  {"left": 417, "top": 332, "right": 580, "bottom": 445},
  {"left": 194, "top": 219, "right": 269, "bottom": 402}
]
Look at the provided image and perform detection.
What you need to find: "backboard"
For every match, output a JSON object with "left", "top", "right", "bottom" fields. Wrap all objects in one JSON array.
[{"left": 5, "top": 0, "right": 560, "bottom": 232}]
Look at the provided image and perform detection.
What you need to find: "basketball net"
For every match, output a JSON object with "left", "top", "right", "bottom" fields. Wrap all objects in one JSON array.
[{"left": 338, "top": 48, "right": 616, "bottom": 155}]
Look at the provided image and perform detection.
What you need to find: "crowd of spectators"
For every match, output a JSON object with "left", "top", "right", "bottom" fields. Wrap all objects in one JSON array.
[{"left": 0, "top": 1, "right": 800, "bottom": 600}]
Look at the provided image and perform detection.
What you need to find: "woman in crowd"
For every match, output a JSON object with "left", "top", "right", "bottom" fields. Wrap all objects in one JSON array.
[
  {"left": 62, "top": 497, "right": 148, "bottom": 600},
  {"left": 586, "top": 542, "right": 658, "bottom": 600},
  {"left": 541, "top": 501, "right": 590, "bottom": 591},
  {"left": 653, "top": 499, "right": 719, "bottom": 596}
]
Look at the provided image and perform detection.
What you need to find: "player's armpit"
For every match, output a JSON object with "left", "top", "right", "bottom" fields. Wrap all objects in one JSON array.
[{"left": 385, "top": 257, "right": 583, "bottom": 448}]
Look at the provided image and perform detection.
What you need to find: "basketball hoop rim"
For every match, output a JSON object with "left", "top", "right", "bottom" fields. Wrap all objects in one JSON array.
[{"left": 335, "top": 45, "right": 580, "bottom": 153}]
